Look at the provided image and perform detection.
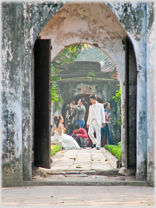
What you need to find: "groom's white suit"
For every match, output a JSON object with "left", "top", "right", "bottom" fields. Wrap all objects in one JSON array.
[{"left": 87, "top": 102, "right": 105, "bottom": 148}]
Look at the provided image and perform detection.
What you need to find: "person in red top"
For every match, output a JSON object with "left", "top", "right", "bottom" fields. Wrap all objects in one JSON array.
[{"left": 72, "top": 123, "right": 89, "bottom": 148}]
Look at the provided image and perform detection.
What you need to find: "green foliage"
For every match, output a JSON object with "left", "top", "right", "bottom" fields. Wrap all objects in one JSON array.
[
  {"left": 117, "top": 142, "right": 121, "bottom": 148},
  {"left": 50, "top": 145, "right": 62, "bottom": 156},
  {"left": 51, "top": 44, "right": 88, "bottom": 111},
  {"left": 87, "top": 72, "right": 95, "bottom": 79},
  {"left": 51, "top": 65, "right": 64, "bottom": 111},
  {"left": 112, "top": 84, "right": 121, "bottom": 125},
  {"left": 52, "top": 44, "right": 88, "bottom": 71},
  {"left": 104, "top": 145, "right": 115, "bottom": 152},
  {"left": 104, "top": 144, "right": 121, "bottom": 160},
  {"left": 112, "top": 147, "right": 121, "bottom": 160},
  {"left": 112, "top": 86, "right": 121, "bottom": 103}
]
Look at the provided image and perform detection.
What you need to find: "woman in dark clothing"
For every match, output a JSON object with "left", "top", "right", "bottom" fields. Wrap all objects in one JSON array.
[
  {"left": 101, "top": 102, "right": 114, "bottom": 145},
  {"left": 66, "top": 101, "right": 76, "bottom": 135},
  {"left": 74, "top": 98, "right": 86, "bottom": 128}
]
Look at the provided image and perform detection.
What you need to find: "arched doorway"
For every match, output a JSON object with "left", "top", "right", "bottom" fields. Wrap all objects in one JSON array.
[{"left": 31, "top": 2, "right": 137, "bottom": 180}]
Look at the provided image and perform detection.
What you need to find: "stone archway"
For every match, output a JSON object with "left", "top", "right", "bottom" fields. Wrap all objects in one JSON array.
[
  {"left": 3, "top": 2, "right": 154, "bottom": 187},
  {"left": 31, "top": 2, "right": 137, "bottom": 180},
  {"left": 36, "top": 2, "right": 137, "bottom": 170}
]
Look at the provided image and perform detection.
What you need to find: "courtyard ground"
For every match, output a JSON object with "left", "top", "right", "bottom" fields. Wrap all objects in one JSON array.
[
  {"left": 2, "top": 185, "right": 154, "bottom": 207},
  {"left": 30, "top": 148, "right": 148, "bottom": 186},
  {"left": 2, "top": 148, "right": 154, "bottom": 207}
]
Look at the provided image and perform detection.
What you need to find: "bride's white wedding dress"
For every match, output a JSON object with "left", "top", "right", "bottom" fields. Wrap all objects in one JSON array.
[{"left": 51, "top": 130, "right": 80, "bottom": 149}]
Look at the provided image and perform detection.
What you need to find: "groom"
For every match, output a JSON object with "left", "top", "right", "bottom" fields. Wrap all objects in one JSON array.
[{"left": 87, "top": 94, "right": 105, "bottom": 150}]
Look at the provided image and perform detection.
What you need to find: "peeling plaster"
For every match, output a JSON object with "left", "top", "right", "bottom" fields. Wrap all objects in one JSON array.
[
  {"left": 39, "top": 2, "right": 126, "bottom": 59},
  {"left": 2, "top": 37, "right": 13, "bottom": 62},
  {"left": 146, "top": 3, "right": 155, "bottom": 185}
]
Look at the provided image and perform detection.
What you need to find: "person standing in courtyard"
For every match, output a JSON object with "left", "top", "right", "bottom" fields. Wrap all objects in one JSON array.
[
  {"left": 87, "top": 94, "right": 105, "bottom": 150},
  {"left": 66, "top": 101, "right": 76, "bottom": 135},
  {"left": 101, "top": 102, "right": 114, "bottom": 145},
  {"left": 74, "top": 98, "right": 86, "bottom": 128}
]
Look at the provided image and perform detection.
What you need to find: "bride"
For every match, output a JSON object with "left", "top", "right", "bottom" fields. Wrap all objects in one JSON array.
[{"left": 51, "top": 115, "right": 80, "bottom": 149}]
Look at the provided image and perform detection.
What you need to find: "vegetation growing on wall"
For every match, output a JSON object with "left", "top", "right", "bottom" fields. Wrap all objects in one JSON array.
[{"left": 112, "top": 84, "right": 121, "bottom": 125}]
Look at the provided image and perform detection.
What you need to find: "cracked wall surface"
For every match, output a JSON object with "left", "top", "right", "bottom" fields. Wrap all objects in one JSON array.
[
  {"left": 146, "top": 2, "right": 155, "bottom": 187},
  {"left": 2, "top": 3, "right": 24, "bottom": 186},
  {"left": 1, "top": 1, "right": 64, "bottom": 186}
]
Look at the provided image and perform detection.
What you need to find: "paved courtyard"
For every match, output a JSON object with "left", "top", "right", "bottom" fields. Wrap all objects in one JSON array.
[
  {"left": 2, "top": 185, "right": 154, "bottom": 207},
  {"left": 29, "top": 148, "right": 148, "bottom": 186},
  {"left": 50, "top": 147, "right": 118, "bottom": 172},
  {"left": 2, "top": 148, "right": 154, "bottom": 207}
]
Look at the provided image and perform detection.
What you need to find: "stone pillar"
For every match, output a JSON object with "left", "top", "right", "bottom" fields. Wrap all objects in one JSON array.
[
  {"left": 22, "top": 4, "right": 33, "bottom": 181},
  {"left": 22, "top": 50, "right": 32, "bottom": 181},
  {"left": 136, "top": 3, "right": 147, "bottom": 181},
  {"left": 120, "top": 68, "right": 126, "bottom": 168},
  {"left": 146, "top": 2, "right": 155, "bottom": 186},
  {"left": 1, "top": 3, "right": 24, "bottom": 186}
]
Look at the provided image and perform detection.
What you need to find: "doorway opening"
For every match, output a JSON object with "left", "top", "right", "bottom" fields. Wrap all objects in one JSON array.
[
  {"left": 32, "top": 42, "right": 123, "bottom": 178},
  {"left": 30, "top": 2, "right": 137, "bottom": 181}
]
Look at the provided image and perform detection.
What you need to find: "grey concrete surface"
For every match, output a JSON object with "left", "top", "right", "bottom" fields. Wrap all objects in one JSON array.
[
  {"left": 2, "top": 148, "right": 154, "bottom": 207},
  {"left": 2, "top": 185, "right": 154, "bottom": 207},
  {"left": 22, "top": 175, "right": 148, "bottom": 187},
  {"left": 28, "top": 148, "right": 149, "bottom": 187}
]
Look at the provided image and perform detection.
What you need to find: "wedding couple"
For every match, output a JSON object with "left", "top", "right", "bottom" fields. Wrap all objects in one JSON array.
[{"left": 51, "top": 94, "right": 105, "bottom": 150}]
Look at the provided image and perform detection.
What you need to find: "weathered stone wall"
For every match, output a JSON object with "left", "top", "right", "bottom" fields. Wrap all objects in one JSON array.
[
  {"left": 1, "top": 3, "right": 24, "bottom": 186},
  {"left": 135, "top": 3, "right": 148, "bottom": 181},
  {"left": 106, "top": 2, "right": 154, "bottom": 183},
  {"left": 146, "top": 2, "right": 155, "bottom": 187},
  {"left": 1, "top": 2, "right": 64, "bottom": 186},
  {"left": 21, "top": 2, "right": 64, "bottom": 182},
  {"left": 1, "top": 2, "right": 155, "bottom": 186}
]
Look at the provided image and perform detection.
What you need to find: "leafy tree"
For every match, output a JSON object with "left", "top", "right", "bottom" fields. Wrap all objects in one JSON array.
[
  {"left": 52, "top": 44, "right": 88, "bottom": 71},
  {"left": 51, "top": 44, "right": 88, "bottom": 111},
  {"left": 112, "top": 84, "right": 121, "bottom": 125},
  {"left": 51, "top": 65, "right": 63, "bottom": 111}
]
